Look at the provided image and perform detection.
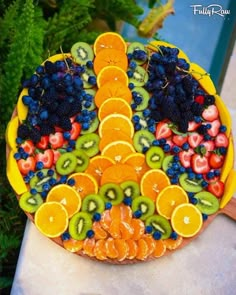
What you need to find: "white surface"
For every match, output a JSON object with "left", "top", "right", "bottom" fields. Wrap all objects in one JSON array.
[{"left": 11, "top": 43, "right": 236, "bottom": 295}]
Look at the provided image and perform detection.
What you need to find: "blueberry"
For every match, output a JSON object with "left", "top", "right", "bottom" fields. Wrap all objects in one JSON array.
[
  {"left": 30, "top": 188, "right": 38, "bottom": 195},
  {"left": 41, "top": 191, "right": 47, "bottom": 198},
  {"left": 171, "top": 177, "right": 178, "bottom": 184},
  {"left": 133, "top": 210, "right": 142, "bottom": 218},
  {"left": 14, "top": 152, "right": 21, "bottom": 160},
  {"left": 202, "top": 213, "right": 208, "bottom": 221},
  {"left": 214, "top": 169, "right": 220, "bottom": 176},
  {"left": 123, "top": 197, "right": 132, "bottom": 206},
  {"left": 128, "top": 82, "right": 135, "bottom": 89},
  {"left": 36, "top": 161, "right": 44, "bottom": 170},
  {"left": 190, "top": 197, "right": 198, "bottom": 205},
  {"left": 24, "top": 175, "right": 30, "bottom": 184},
  {"left": 129, "top": 60, "right": 137, "bottom": 69},
  {"left": 206, "top": 171, "right": 215, "bottom": 179},
  {"left": 47, "top": 169, "right": 55, "bottom": 177},
  {"left": 159, "top": 138, "right": 166, "bottom": 145},
  {"left": 152, "top": 231, "right": 162, "bottom": 240},
  {"left": 127, "top": 70, "right": 133, "bottom": 78},
  {"left": 62, "top": 232, "right": 70, "bottom": 241},
  {"left": 93, "top": 212, "right": 101, "bottom": 222},
  {"left": 179, "top": 166, "right": 186, "bottom": 173},
  {"left": 88, "top": 76, "right": 96, "bottom": 85},
  {"left": 135, "top": 123, "right": 142, "bottom": 131},
  {"left": 152, "top": 139, "right": 160, "bottom": 146},
  {"left": 86, "top": 60, "right": 93, "bottom": 69},
  {"left": 182, "top": 142, "right": 190, "bottom": 151},
  {"left": 63, "top": 132, "right": 71, "bottom": 140},
  {"left": 86, "top": 230, "right": 95, "bottom": 239},
  {"left": 201, "top": 180, "right": 208, "bottom": 188},
  {"left": 170, "top": 232, "right": 178, "bottom": 240},
  {"left": 22, "top": 95, "right": 33, "bottom": 106},
  {"left": 105, "top": 202, "right": 112, "bottom": 210},
  {"left": 172, "top": 146, "right": 181, "bottom": 153},
  {"left": 39, "top": 110, "right": 49, "bottom": 120},
  {"left": 167, "top": 168, "right": 175, "bottom": 177},
  {"left": 143, "top": 109, "right": 151, "bottom": 117},
  {"left": 42, "top": 182, "right": 51, "bottom": 191},
  {"left": 82, "top": 122, "right": 90, "bottom": 130},
  {"left": 132, "top": 115, "right": 140, "bottom": 123},
  {"left": 220, "top": 125, "right": 227, "bottom": 133},
  {"left": 67, "top": 178, "right": 75, "bottom": 186},
  {"left": 49, "top": 178, "right": 57, "bottom": 186},
  {"left": 196, "top": 173, "right": 203, "bottom": 180},
  {"left": 148, "top": 125, "right": 155, "bottom": 133},
  {"left": 188, "top": 172, "right": 195, "bottom": 180},
  {"left": 163, "top": 144, "right": 171, "bottom": 152},
  {"left": 145, "top": 225, "right": 153, "bottom": 234}
]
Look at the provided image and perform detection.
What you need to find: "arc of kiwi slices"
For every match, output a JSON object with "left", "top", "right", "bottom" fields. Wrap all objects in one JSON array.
[
  {"left": 129, "top": 65, "right": 149, "bottom": 87},
  {"left": 75, "top": 133, "right": 100, "bottom": 157},
  {"left": 145, "top": 214, "right": 172, "bottom": 239},
  {"left": 69, "top": 211, "right": 93, "bottom": 240},
  {"left": 146, "top": 146, "right": 165, "bottom": 169},
  {"left": 99, "top": 183, "right": 124, "bottom": 205},
  {"left": 71, "top": 42, "right": 94, "bottom": 65},
  {"left": 19, "top": 191, "right": 43, "bottom": 213},
  {"left": 127, "top": 42, "right": 148, "bottom": 65},
  {"left": 179, "top": 173, "right": 203, "bottom": 193},
  {"left": 131, "top": 196, "right": 155, "bottom": 220},
  {"left": 80, "top": 116, "right": 99, "bottom": 135},
  {"left": 194, "top": 191, "right": 219, "bottom": 215},
  {"left": 30, "top": 169, "right": 57, "bottom": 192},
  {"left": 133, "top": 130, "right": 155, "bottom": 153},
  {"left": 131, "top": 87, "right": 150, "bottom": 111},
  {"left": 81, "top": 67, "right": 97, "bottom": 89},
  {"left": 56, "top": 152, "right": 77, "bottom": 175},
  {"left": 81, "top": 194, "right": 105, "bottom": 216},
  {"left": 120, "top": 180, "right": 140, "bottom": 199},
  {"left": 72, "top": 149, "right": 90, "bottom": 172}
]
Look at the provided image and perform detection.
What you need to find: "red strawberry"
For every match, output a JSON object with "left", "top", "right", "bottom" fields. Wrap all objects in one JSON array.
[
  {"left": 205, "top": 119, "right": 221, "bottom": 137},
  {"left": 215, "top": 133, "right": 229, "bottom": 148},
  {"left": 195, "top": 95, "right": 204, "bottom": 104},
  {"left": 70, "top": 122, "right": 81, "bottom": 140},
  {"left": 179, "top": 148, "right": 194, "bottom": 168},
  {"left": 172, "top": 135, "right": 188, "bottom": 146},
  {"left": 17, "top": 156, "right": 36, "bottom": 175},
  {"left": 188, "top": 121, "right": 201, "bottom": 132},
  {"left": 192, "top": 154, "right": 210, "bottom": 174},
  {"left": 202, "top": 105, "right": 219, "bottom": 122},
  {"left": 20, "top": 140, "right": 35, "bottom": 155},
  {"left": 209, "top": 153, "right": 225, "bottom": 169},
  {"left": 155, "top": 122, "right": 172, "bottom": 140},
  {"left": 35, "top": 149, "right": 54, "bottom": 168},
  {"left": 52, "top": 150, "right": 62, "bottom": 165},
  {"left": 207, "top": 180, "right": 224, "bottom": 198},
  {"left": 188, "top": 133, "right": 203, "bottom": 148},
  {"left": 201, "top": 140, "right": 215, "bottom": 157},
  {"left": 49, "top": 132, "right": 65, "bottom": 149},
  {"left": 36, "top": 135, "right": 49, "bottom": 150}
]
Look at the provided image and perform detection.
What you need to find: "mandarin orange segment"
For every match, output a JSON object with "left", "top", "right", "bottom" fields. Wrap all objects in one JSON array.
[
  {"left": 85, "top": 156, "right": 115, "bottom": 185},
  {"left": 92, "top": 221, "right": 108, "bottom": 240},
  {"left": 110, "top": 205, "right": 122, "bottom": 221},
  {"left": 136, "top": 238, "right": 149, "bottom": 260},
  {"left": 101, "top": 141, "right": 135, "bottom": 163},
  {"left": 94, "top": 48, "right": 128, "bottom": 75},
  {"left": 105, "top": 237, "right": 119, "bottom": 259},
  {"left": 140, "top": 169, "right": 171, "bottom": 201},
  {"left": 123, "top": 153, "right": 150, "bottom": 182},
  {"left": 163, "top": 236, "right": 183, "bottom": 250},
  {"left": 94, "top": 239, "right": 107, "bottom": 261},
  {"left": 100, "top": 209, "right": 112, "bottom": 231},
  {"left": 99, "top": 131, "right": 133, "bottom": 151},
  {"left": 63, "top": 239, "right": 83, "bottom": 253},
  {"left": 94, "top": 81, "right": 132, "bottom": 108},
  {"left": 120, "top": 221, "right": 134, "bottom": 240},
  {"left": 97, "top": 66, "right": 129, "bottom": 88},
  {"left": 152, "top": 240, "right": 166, "bottom": 258},
  {"left": 98, "top": 98, "right": 132, "bottom": 121},
  {"left": 114, "top": 239, "right": 129, "bottom": 261},
  {"left": 101, "top": 164, "right": 138, "bottom": 185},
  {"left": 142, "top": 235, "right": 156, "bottom": 256},
  {"left": 98, "top": 114, "right": 134, "bottom": 138},
  {"left": 126, "top": 239, "right": 138, "bottom": 260},
  {"left": 46, "top": 184, "right": 81, "bottom": 218},
  {"left": 93, "top": 32, "right": 127, "bottom": 55},
  {"left": 109, "top": 219, "right": 121, "bottom": 239},
  {"left": 82, "top": 237, "right": 96, "bottom": 257},
  {"left": 130, "top": 218, "right": 145, "bottom": 240},
  {"left": 68, "top": 172, "right": 98, "bottom": 199},
  {"left": 119, "top": 203, "right": 132, "bottom": 223},
  {"left": 34, "top": 202, "right": 68, "bottom": 238},
  {"left": 156, "top": 185, "right": 189, "bottom": 219}
]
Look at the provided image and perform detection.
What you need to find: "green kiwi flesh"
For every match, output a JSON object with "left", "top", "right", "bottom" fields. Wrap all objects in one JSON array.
[
  {"left": 72, "top": 149, "right": 90, "bottom": 172},
  {"left": 19, "top": 192, "right": 43, "bottom": 213},
  {"left": 179, "top": 173, "right": 203, "bottom": 193},
  {"left": 145, "top": 214, "right": 172, "bottom": 239},
  {"left": 194, "top": 191, "right": 219, "bottom": 215},
  {"left": 162, "top": 155, "right": 174, "bottom": 171},
  {"left": 30, "top": 169, "right": 56, "bottom": 192},
  {"left": 131, "top": 87, "right": 150, "bottom": 111},
  {"left": 69, "top": 212, "right": 93, "bottom": 240},
  {"left": 133, "top": 130, "right": 155, "bottom": 152},
  {"left": 81, "top": 194, "right": 105, "bottom": 215},
  {"left": 131, "top": 196, "right": 155, "bottom": 220},
  {"left": 99, "top": 183, "right": 124, "bottom": 205},
  {"left": 81, "top": 68, "right": 96, "bottom": 89},
  {"left": 127, "top": 42, "right": 148, "bottom": 65},
  {"left": 81, "top": 116, "right": 99, "bottom": 134},
  {"left": 146, "top": 146, "right": 165, "bottom": 169},
  {"left": 129, "top": 66, "right": 149, "bottom": 87},
  {"left": 56, "top": 152, "right": 77, "bottom": 175},
  {"left": 82, "top": 89, "right": 96, "bottom": 111},
  {"left": 120, "top": 180, "right": 140, "bottom": 199},
  {"left": 71, "top": 42, "right": 94, "bottom": 65},
  {"left": 75, "top": 133, "right": 100, "bottom": 157}
]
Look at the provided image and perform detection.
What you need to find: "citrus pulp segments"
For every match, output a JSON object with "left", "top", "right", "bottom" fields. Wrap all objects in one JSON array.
[{"left": 93, "top": 32, "right": 127, "bottom": 55}]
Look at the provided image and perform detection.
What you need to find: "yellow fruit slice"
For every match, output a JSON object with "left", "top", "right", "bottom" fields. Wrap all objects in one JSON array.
[
  {"left": 156, "top": 185, "right": 189, "bottom": 219},
  {"left": 98, "top": 98, "right": 132, "bottom": 121},
  {"left": 93, "top": 32, "right": 127, "bottom": 55},
  {"left": 17, "top": 88, "right": 29, "bottom": 123},
  {"left": 101, "top": 140, "right": 136, "bottom": 163},
  {"left": 5, "top": 116, "right": 19, "bottom": 152},
  {"left": 35, "top": 201, "right": 69, "bottom": 238},
  {"left": 46, "top": 53, "right": 71, "bottom": 63},
  {"left": 189, "top": 63, "right": 216, "bottom": 95},
  {"left": 220, "top": 135, "right": 234, "bottom": 182},
  {"left": 215, "top": 94, "right": 232, "bottom": 137},
  {"left": 220, "top": 169, "right": 236, "bottom": 208},
  {"left": 46, "top": 184, "right": 81, "bottom": 218},
  {"left": 6, "top": 150, "right": 27, "bottom": 195},
  {"left": 97, "top": 66, "right": 128, "bottom": 88},
  {"left": 171, "top": 203, "right": 203, "bottom": 238}
]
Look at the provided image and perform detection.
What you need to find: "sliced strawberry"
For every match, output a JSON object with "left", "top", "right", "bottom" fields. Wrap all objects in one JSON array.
[
  {"left": 52, "top": 150, "right": 62, "bottom": 165},
  {"left": 191, "top": 154, "right": 210, "bottom": 174},
  {"left": 205, "top": 119, "right": 221, "bottom": 137},
  {"left": 209, "top": 153, "right": 225, "bottom": 169},
  {"left": 35, "top": 149, "right": 54, "bottom": 168},
  {"left": 172, "top": 135, "right": 188, "bottom": 146},
  {"left": 207, "top": 180, "right": 224, "bottom": 198},
  {"left": 188, "top": 133, "right": 203, "bottom": 148},
  {"left": 49, "top": 132, "right": 65, "bottom": 149},
  {"left": 188, "top": 121, "right": 201, "bottom": 132},
  {"left": 201, "top": 140, "right": 215, "bottom": 157},
  {"left": 20, "top": 140, "right": 35, "bottom": 155},
  {"left": 155, "top": 122, "right": 172, "bottom": 140},
  {"left": 36, "top": 135, "right": 49, "bottom": 150},
  {"left": 17, "top": 156, "right": 36, "bottom": 175},
  {"left": 215, "top": 133, "right": 229, "bottom": 148},
  {"left": 194, "top": 95, "right": 204, "bottom": 104},
  {"left": 70, "top": 122, "right": 81, "bottom": 140},
  {"left": 179, "top": 148, "right": 194, "bottom": 168},
  {"left": 202, "top": 105, "right": 219, "bottom": 122}
]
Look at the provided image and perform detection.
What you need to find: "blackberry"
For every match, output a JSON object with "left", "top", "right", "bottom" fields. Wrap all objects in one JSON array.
[
  {"left": 56, "top": 100, "right": 71, "bottom": 116},
  {"left": 204, "top": 95, "right": 215, "bottom": 106},
  {"left": 197, "top": 125, "right": 208, "bottom": 135},
  {"left": 179, "top": 100, "right": 192, "bottom": 112},
  {"left": 58, "top": 116, "right": 72, "bottom": 131},
  {"left": 44, "top": 61, "right": 57, "bottom": 74},
  {"left": 191, "top": 102, "right": 204, "bottom": 116},
  {"left": 68, "top": 99, "right": 82, "bottom": 117},
  {"left": 169, "top": 108, "right": 181, "bottom": 123},
  {"left": 40, "top": 124, "right": 55, "bottom": 136},
  {"left": 182, "top": 76, "right": 194, "bottom": 94},
  {"left": 178, "top": 119, "right": 189, "bottom": 133},
  {"left": 17, "top": 124, "right": 30, "bottom": 139},
  {"left": 150, "top": 110, "right": 162, "bottom": 122},
  {"left": 184, "top": 111, "right": 194, "bottom": 122},
  {"left": 29, "top": 127, "right": 41, "bottom": 143}
]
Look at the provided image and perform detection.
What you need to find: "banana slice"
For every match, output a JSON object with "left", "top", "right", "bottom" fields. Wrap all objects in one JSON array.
[
  {"left": 5, "top": 116, "right": 19, "bottom": 152},
  {"left": 220, "top": 169, "right": 236, "bottom": 208}
]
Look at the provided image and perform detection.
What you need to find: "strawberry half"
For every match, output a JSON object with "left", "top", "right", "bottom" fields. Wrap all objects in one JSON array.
[
  {"left": 172, "top": 135, "right": 188, "bottom": 147},
  {"left": 192, "top": 154, "right": 210, "bottom": 174},
  {"left": 17, "top": 156, "right": 36, "bottom": 175},
  {"left": 155, "top": 122, "right": 172, "bottom": 140},
  {"left": 201, "top": 140, "right": 215, "bottom": 157},
  {"left": 188, "top": 121, "right": 201, "bottom": 132},
  {"left": 35, "top": 149, "right": 54, "bottom": 168},
  {"left": 21, "top": 140, "right": 35, "bottom": 155},
  {"left": 49, "top": 132, "right": 65, "bottom": 149},
  {"left": 207, "top": 180, "right": 224, "bottom": 198},
  {"left": 70, "top": 122, "right": 81, "bottom": 140},
  {"left": 209, "top": 153, "right": 225, "bottom": 169},
  {"left": 215, "top": 133, "right": 229, "bottom": 148},
  {"left": 36, "top": 135, "right": 49, "bottom": 150},
  {"left": 205, "top": 119, "right": 221, "bottom": 137},
  {"left": 202, "top": 105, "right": 219, "bottom": 122},
  {"left": 188, "top": 133, "right": 203, "bottom": 148},
  {"left": 179, "top": 148, "right": 194, "bottom": 168}
]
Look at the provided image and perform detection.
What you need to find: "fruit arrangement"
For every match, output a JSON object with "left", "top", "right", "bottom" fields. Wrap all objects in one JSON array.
[{"left": 6, "top": 32, "right": 236, "bottom": 263}]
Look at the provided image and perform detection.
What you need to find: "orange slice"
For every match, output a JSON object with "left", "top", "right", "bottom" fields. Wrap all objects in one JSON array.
[
  {"left": 46, "top": 184, "right": 81, "bottom": 218},
  {"left": 94, "top": 48, "right": 128, "bottom": 75},
  {"left": 99, "top": 130, "right": 133, "bottom": 151},
  {"left": 95, "top": 80, "right": 132, "bottom": 108},
  {"left": 101, "top": 140, "right": 136, "bottom": 163},
  {"left": 92, "top": 221, "right": 108, "bottom": 240},
  {"left": 101, "top": 163, "right": 138, "bottom": 185},
  {"left": 123, "top": 153, "right": 150, "bottom": 182},
  {"left": 85, "top": 155, "right": 115, "bottom": 185},
  {"left": 136, "top": 238, "right": 149, "bottom": 260},
  {"left": 93, "top": 32, "right": 127, "bottom": 55},
  {"left": 114, "top": 239, "right": 129, "bottom": 261},
  {"left": 126, "top": 239, "right": 138, "bottom": 259},
  {"left": 82, "top": 237, "right": 96, "bottom": 257},
  {"left": 98, "top": 114, "right": 134, "bottom": 138},
  {"left": 68, "top": 172, "right": 98, "bottom": 199},
  {"left": 140, "top": 169, "right": 171, "bottom": 201},
  {"left": 98, "top": 98, "right": 132, "bottom": 121},
  {"left": 97, "top": 66, "right": 129, "bottom": 88},
  {"left": 94, "top": 239, "right": 107, "bottom": 261},
  {"left": 163, "top": 236, "right": 183, "bottom": 250},
  {"left": 152, "top": 240, "right": 166, "bottom": 258},
  {"left": 156, "top": 185, "right": 189, "bottom": 219},
  {"left": 105, "top": 237, "right": 119, "bottom": 259},
  {"left": 34, "top": 202, "right": 68, "bottom": 238},
  {"left": 171, "top": 203, "right": 203, "bottom": 238}
]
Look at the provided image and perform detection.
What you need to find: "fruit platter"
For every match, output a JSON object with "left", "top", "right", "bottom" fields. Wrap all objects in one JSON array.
[{"left": 6, "top": 32, "right": 236, "bottom": 263}]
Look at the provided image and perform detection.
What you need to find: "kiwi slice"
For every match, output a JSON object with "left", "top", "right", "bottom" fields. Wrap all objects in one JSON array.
[
  {"left": 19, "top": 192, "right": 43, "bottom": 213},
  {"left": 72, "top": 149, "right": 89, "bottom": 172},
  {"left": 131, "top": 196, "right": 155, "bottom": 220},
  {"left": 82, "top": 89, "right": 96, "bottom": 111},
  {"left": 145, "top": 214, "right": 172, "bottom": 239},
  {"left": 194, "top": 192, "right": 219, "bottom": 215},
  {"left": 127, "top": 42, "right": 148, "bottom": 65},
  {"left": 81, "top": 67, "right": 96, "bottom": 89},
  {"left": 133, "top": 130, "right": 155, "bottom": 152},
  {"left": 179, "top": 173, "right": 203, "bottom": 193},
  {"left": 120, "top": 180, "right": 140, "bottom": 199},
  {"left": 134, "top": 112, "right": 148, "bottom": 130},
  {"left": 81, "top": 116, "right": 99, "bottom": 134},
  {"left": 71, "top": 42, "right": 94, "bottom": 65},
  {"left": 131, "top": 87, "right": 150, "bottom": 111},
  {"left": 69, "top": 211, "right": 92, "bottom": 240},
  {"left": 56, "top": 152, "right": 77, "bottom": 175},
  {"left": 146, "top": 146, "right": 165, "bottom": 169},
  {"left": 162, "top": 155, "right": 174, "bottom": 172},
  {"left": 30, "top": 169, "right": 56, "bottom": 192},
  {"left": 75, "top": 133, "right": 100, "bottom": 157},
  {"left": 129, "top": 66, "right": 149, "bottom": 87},
  {"left": 99, "top": 183, "right": 124, "bottom": 205},
  {"left": 81, "top": 194, "right": 105, "bottom": 215}
]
